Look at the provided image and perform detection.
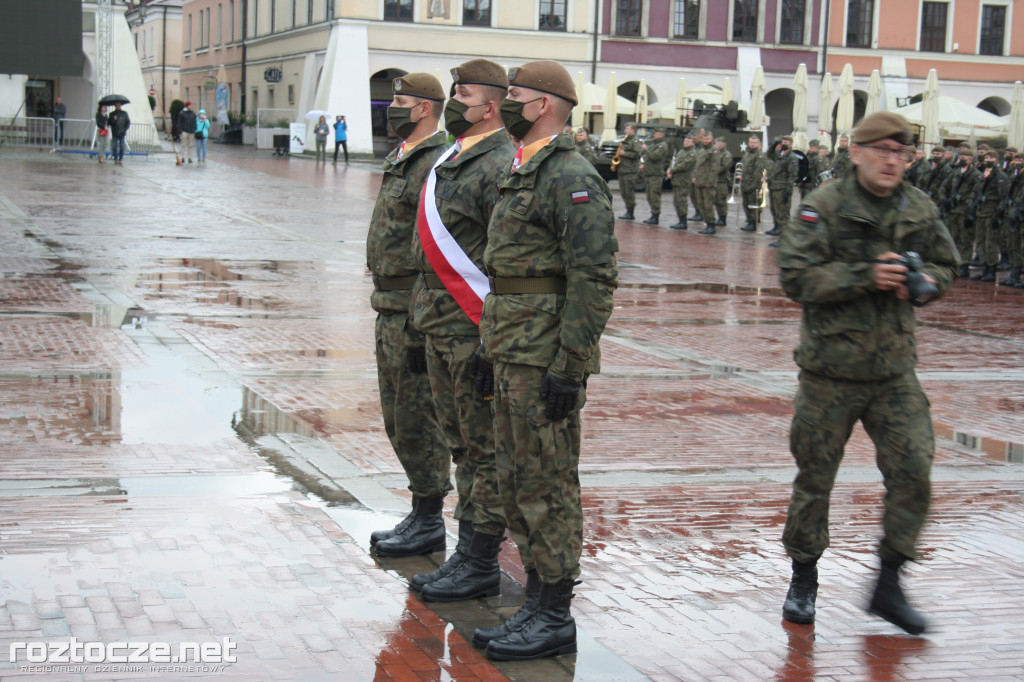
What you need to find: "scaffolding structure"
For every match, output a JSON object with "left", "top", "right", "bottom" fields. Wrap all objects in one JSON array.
[{"left": 96, "top": 0, "right": 112, "bottom": 99}]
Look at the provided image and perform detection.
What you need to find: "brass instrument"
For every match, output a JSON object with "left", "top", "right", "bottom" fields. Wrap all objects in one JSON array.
[
  {"left": 759, "top": 169, "right": 769, "bottom": 208},
  {"left": 610, "top": 143, "right": 624, "bottom": 172},
  {"left": 727, "top": 161, "right": 744, "bottom": 205}
]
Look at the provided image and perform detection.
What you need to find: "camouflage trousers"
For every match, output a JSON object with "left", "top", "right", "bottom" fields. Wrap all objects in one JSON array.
[
  {"left": 695, "top": 185, "right": 716, "bottom": 225},
  {"left": 783, "top": 370, "right": 933, "bottom": 565},
  {"left": 715, "top": 180, "right": 729, "bottom": 221},
  {"left": 998, "top": 217, "right": 1019, "bottom": 265},
  {"left": 769, "top": 189, "right": 792, "bottom": 234},
  {"left": 619, "top": 171, "right": 637, "bottom": 210},
  {"left": 975, "top": 213, "right": 1000, "bottom": 265},
  {"left": 492, "top": 361, "right": 586, "bottom": 583},
  {"left": 645, "top": 175, "right": 663, "bottom": 216},
  {"left": 374, "top": 312, "right": 451, "bottom": 499},
  {"left": 688, "top": 181, "right": 700, "bottom": 216},
  {"left": 741, "top": 188, "right": 763, "bottom": 225},
  {"left": 946, "top": 211, "right": 974, "bottom": 266},
  {"left": 425, "top": 334, "right": 504, "bottom": 535},
  {"left": 670, "top": 181, "right": 689, "bottom": 220}
]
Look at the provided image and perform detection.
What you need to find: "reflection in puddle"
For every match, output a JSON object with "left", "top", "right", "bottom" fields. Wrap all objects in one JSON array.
[{"left": 120, "top": 472, "right": 292, "bottom": 497}]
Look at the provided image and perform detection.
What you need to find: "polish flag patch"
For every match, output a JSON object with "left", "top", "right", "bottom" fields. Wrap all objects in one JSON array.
[
  {"left": 799, "top": 209, "right": 819, "bottom": 223},
  {"left": 571, "top": 190, "right": 590, "bottom": 204}
]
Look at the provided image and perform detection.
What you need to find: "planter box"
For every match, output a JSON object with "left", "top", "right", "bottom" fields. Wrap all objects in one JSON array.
[
  {"left": 242, "top": 126, "right": 256, "bottom": 145},
  {"left": 257, "top": 127, "right": 291, "bottom": 149}
]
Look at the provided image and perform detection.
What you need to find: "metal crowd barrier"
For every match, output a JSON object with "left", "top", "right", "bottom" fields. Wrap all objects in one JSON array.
[
  {"left": 0, "top": 117, "right": 56, "bottom": 148},
  {"left": 0, "top": 117, "right": 160, "bottom": 158}
]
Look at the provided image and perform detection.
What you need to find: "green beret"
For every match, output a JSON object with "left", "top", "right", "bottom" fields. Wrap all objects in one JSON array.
[
  {"left": 851, "top": 111, "right": 912, "bottom": 145},
  {"left": 392, "top": 73, "right": 445, "bottom": 102},
  {"left": 508, "top": 60, "right": 578, "bottom": 105},
  {"left": 809, "top": 139, "right": 820, "bottom": 146},
  {"left": 781, "top": 135, "right": 793, "bottom": 142},
  {"left": 451, "top": 59, "right": 508, "bottom": 90},
  {"left": 958, "top": 144, "right": 974, "bottom": 155},
  {"left": 1006, "top": 146, "right": 1018, "bottom": 153}
]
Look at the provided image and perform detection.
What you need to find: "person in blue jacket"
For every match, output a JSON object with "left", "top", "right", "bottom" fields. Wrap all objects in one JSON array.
[
  {"left": 333, "top": 115, "right": 348, "bottom": 165},
  {"left": 195, "top": 110, "right": 211, "bottom": 164}
]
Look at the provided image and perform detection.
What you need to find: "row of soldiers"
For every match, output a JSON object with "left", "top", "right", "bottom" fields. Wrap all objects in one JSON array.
[{"left": 906, "top": 144, "right": 1024, "bottom": 284}]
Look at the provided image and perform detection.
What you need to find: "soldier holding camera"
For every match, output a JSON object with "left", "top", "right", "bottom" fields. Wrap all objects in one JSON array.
[{"left": 776, "top": 112, "right": 959, "bottom": 636}]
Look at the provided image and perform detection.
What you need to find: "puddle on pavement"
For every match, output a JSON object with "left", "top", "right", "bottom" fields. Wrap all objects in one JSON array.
[{"left": 120, "top": 472, "right": 292, "bottom": 496}]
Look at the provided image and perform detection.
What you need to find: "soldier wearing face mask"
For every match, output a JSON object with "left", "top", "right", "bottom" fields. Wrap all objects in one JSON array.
[
  {"left": 938, "top": 145, "right": 981, "bottom": 278},
  {"left": 970, "top": 149, "right": 1010, "bottom": 283},
  {"left": 1005, "top": 153, "right": 1024, "bottom": 288}
]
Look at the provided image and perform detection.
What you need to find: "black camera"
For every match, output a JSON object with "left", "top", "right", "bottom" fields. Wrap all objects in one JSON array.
[{"left": 886, "top": 251, "right": 938, "bottom": 307}]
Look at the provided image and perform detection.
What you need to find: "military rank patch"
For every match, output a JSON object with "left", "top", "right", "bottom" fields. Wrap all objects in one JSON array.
[
  {"left": 571, "top": 190, "right": 590, "bottom": 204},
  {"left": 799, "top": 209, "right": 819, "bottom": 223}
]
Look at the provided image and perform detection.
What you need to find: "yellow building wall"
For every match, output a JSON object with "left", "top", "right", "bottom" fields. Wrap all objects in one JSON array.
[{"left": 367, "top": 24, "right": 590, "bottom": 62}]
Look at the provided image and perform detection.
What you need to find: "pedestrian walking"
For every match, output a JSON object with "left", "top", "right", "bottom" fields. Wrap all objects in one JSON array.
[
  {"left": 366, "top": 73, "right": 451, "bottom": 558},
  {"left": 616, "top": 123, "right": 641, "bottom": 221},
  {"left": 333, "top": 115, "right": 349, "bottom": 164},
  {"left": 641, "top": 128, "right": 668, "bottom": 225},
  {"left": 108, "top": 102, "right": 130, "bottom": 165},
  {"left": 95, "top": 104, "right": 109, "bottom": 164},
  {"left": 179, "top": 102, "right": 197, "bottom": 163},
  {"left": 195, "top": 110, "right": 210, "bottom": 163},
  {"left": 472, "top": 59, "right": 618, "bottom": 662},
  {"left": 313, "top": 116, "right": 330, "bottom": 164},
  {"left": 52, "top": 97, "right": 67, "bottom": 145},
  {"left": 777, "top": 111, "right": 959, "bottom": 636},
  {"left": 408, "top": 59, "right": 514, "bottom": 603},
  {"left": 666, "top": 135, "right": 698, "bottom": 229}
]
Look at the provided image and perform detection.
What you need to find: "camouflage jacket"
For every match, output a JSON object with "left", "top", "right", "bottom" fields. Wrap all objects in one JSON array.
[
  {"left": 412, "top": 131, "right": 516, "bottom": 338},
  {"left": 480, "top": 133, "right": 619, "bottom": 381},
  {"left": 777, "top": 174, "right": 959, "bottom": 381},
  {"left": 617, "top": 135, "right": 642, "bottom": 175},
  {"left": 643, "top": 139, "right": 668, "bottom": 178},
  {"left": 716, "top": 149, "right": 734, "bottom": 187},
  {"left": 575, "top": 140, "right": 597, "bottom": 165},
  {"left": 905, "top": 159, "right": 927, "bottom": 188},
  {"left": 768, "top": 149, "right": 798, "bottom": 191},
  {"left": 367, "top": 131, "right": 448, "bottom": 317},
  {"left": 668, "top": 146, "right": 698, "bottom": 186},
  {"left": 831, "top": 148, "right": 853, "bottom": 180},
  {"left": 740, "top": 150, "right": 771, "bottom": 191},
  {"left": 694, "top": 144, "right": 720, "bottom": 188},
  {"left": 974, "top": 166, "right": 1009, "bottom": 218},
  {"left": 923, "top": 160, "right": 950, "bottom": 199},
  {"left": 938, "top": 164, "right": 981, "bottom": 216}
]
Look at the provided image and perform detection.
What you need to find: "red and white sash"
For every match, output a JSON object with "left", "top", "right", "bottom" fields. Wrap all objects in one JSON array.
[{"left": 416, "top": 143, "right": 490, "bottom": 325}]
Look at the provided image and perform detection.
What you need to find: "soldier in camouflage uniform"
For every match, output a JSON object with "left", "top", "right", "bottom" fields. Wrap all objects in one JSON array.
[
  {"left": 938, "top": 145, "right": 981, "bottom": 279},
  {"left": 694, "top": 130, "right": 720, "bottom": 234},
  {"left": 408, "top": 59, "right": 515, "bottom": 602},
  {"left": 367, "top": 73, "right": 452, "bottom": 558},
  {"left": 905, "top": 147, "right": 927, "bottom": 189},
  {"left": 1002, "top": 153, "right": 1024, "bottom": 287},
  {"left": 688, "top": 131, "right": 707, "bottom": 223},
  {"left": 766, "top": 135, "right": 799, "bottom": 243},
  {"left": 739, "top": 135, "right": 771, "bottom": 231},
  {"left": 713, "top": 136, "right": 734, "bottom": 226},
  {"left": 471, "top": 60, "right": 618, "bottom": 663},
  {"left": 797, "top": 139, "right": 820, "bottom": 199},
  {"left": 666, "top": 135, "right": 697, "bottom": 229},
  {"left": 616, "top": 123, "right": 642, "bottom": 220},
  {"left": 574, "top": 128, "right": 597, "bottom": 165},
  {"left": 969, "top": 148, "right": 1010, "bottom": 283},
  {"left": 778, "top": 112, "right": 959, "bottom": 636},
  {"left": 830, "top": 134, "right": 853, "bottom": 180},
  {"left": 641, "top": 128, "right": 669, "bottom": 225}
]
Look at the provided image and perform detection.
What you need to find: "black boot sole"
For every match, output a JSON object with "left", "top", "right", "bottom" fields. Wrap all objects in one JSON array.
[
  {"left": 372, "top": 538, "right": 446, "bottom": 558},
  {"left": 868, "top": 603, "right": 926, "bottom": 635},
  {"left": 782, "top": 608, "right": 815, "bottom": 625},
  {"left": 485, "top": 641, "right": 577, "bottom": 661},
  {"left": 419, "top": 582, "right": 500, "bottom": 603}
]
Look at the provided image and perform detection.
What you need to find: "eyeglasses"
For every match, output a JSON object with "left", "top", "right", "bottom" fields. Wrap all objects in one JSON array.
[{"left": 859, "top": 144, "right": 915, "bottom": 162}]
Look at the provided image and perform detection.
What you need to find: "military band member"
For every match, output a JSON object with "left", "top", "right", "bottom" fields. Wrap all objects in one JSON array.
[
  {"left": 713, "top": 136, "right": 734, "bottom": 226},
  {"left": 767, "top": 135, "right": 799, "bottom": 244},
  {"left": 694, "top": 129, "right": 720, "bottom": 234},
  {"left": 574, "top": 127, "right": 597, "bottom": 165},
  {"left": 830, "top": 134, "right": 852, "bottom": 180},
  {"left": 642, "top": 128, "right": 669, "bottom": 225},
  {"left": 616, "top": 123, "right": 641, "bottom": 221},
  {"left": 667, "top": 135, "right": 698, "bottom": 229},
  {"left": 740, "top": 135, "right": 771, "bottom": 231}
]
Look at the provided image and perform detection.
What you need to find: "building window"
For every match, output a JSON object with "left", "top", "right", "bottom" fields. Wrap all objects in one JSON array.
[
  {"left": 270, "top": 0, "right": 276, "bottom": 32},
  {"left": 252, "top": 0, "right": 259, "bottom": 35},
  {"left": 217, "top": 4, "right": 222, "bottom": 44},
  {"left": 307, "top": 0, "right": 313, "bottom": 24},
  {"left": 288, "top": 84, "right": 294, "bottom": 104},
  {"left": 384, "top": 0, "right": 413, "bottom": 21},
  {"left": 673, "top": 0, "right": 699, "bottom": 38},
  {"left": 616, "top": 0, "right": 642, "bottom": 36},
  {"left": 206, "top": 8, "right": 212, "bottom": 45},
  {"left": 539, "top": 0, "right": 566, "bottom": 31},
  {"left": 464, "top": 0, "right": 490, "bottom": 26},
  {"left": 187, "top": 14, "right": 192, "bottom": 51},
  {"left": 780, "top": 0, "right": 804, "bottom": 43},
  {"left": 291, "top": 0, "right": 296, "bottom": 27},
  {"left": 149, "top": 26, "right": 154, "bottom": 58},
  {"left": 919, "top": 2, "right": 947, "bottom": 52},
  {"left": 979, "top": 4, "right": 1006, "bottom": 55},
  {"left": 847, "top": 0, "right": 873, "bottom": 47},
  {"left": 733, "top": 0, "right": 758, "bottom": 41},
  {"left": 229, "top": 0, "right": 235, "bottom": 41}
]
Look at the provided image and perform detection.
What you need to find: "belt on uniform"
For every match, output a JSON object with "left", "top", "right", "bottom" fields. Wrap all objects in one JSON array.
[
  {"left": 371, "top": 274, "right": 418, "bottom": 291},
  {"left": 488, "top": 276, "right": 566, "bottom": 295},
  {"left": 421, "top": 273, "right": 445, "bottom": 289}
]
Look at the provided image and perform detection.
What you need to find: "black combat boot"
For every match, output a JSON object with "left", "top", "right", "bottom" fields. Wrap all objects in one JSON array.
[
  {"left": 419, "top": 530, "right": 503, "bottom": 602},
  {"left": 958, "top": 264, "right": 971, "bottom": 279},
  {"left": 669, "top": 218, "right": 688, "bottom": 230},
  {"left": 715, "top": 217, "right": 726, "bottom": 226},
  {"left": 998, "top": 254, "right": 1011, "bottom": 271},
  {"left": 642, "top": 213, "right": 659, "bottom": 225},
  {"left": 373, "top": 496, "right": 446, "bottom": 557},
  {"left": 782, "top": 559, "right": 818, "bottom": 624},
  {"left": 485, "top": 578, "right": 578, "bottom": 661},
  {"left": 472, "top": 570, "right": 540, "bottom": 648},
  {"left": 970, "top": 254, "right": 982, "bottom": 267},
  {"left": 999, "top": 266, "right": 1021, "bottom": 286},
  {"left": 618, "top": 208, "right": 635, "bottom": 221},
  {"left": 765, "top": 226, "right": 781, "bottom": 236},
  {"left": 410, "top": 519, "right": 473, "bottom": 590},
  {"left": 370, "top": 507, "right": 415, "bottom": 546},
  {"left": 688, "top": 211, "right": 703, "bottom": 222},
  {"left": 740, "top": 222, "right": 757, "bottom": 232},
  {"left": 978, "top": 264, "right": 997, "bottom": 282},
  {"left": 698, "top": 224, "right": 716, "bottom": 235},
  {"left": 867, "top": 556, "right": 928, "bottom": 635}
]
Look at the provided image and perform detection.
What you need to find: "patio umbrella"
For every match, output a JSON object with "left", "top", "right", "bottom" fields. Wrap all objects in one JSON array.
[
  {"left": 818, "top": 72, "right": 833, "bottom": 151},
  {"left": 572, "top": 72, "right": 585, "bottom": 129},
  {"left": 865, "top": 69, "right": 882, "bottom": 116},
  {"left": 602, "top": 72, "right": 618, "bottom": 142},
  {"left": 791, "top": 63, "right": 808, "bottom": 152},
  {"left": 304, "top": 109, "right": 331, "bottom": 121},
  {"left": 99, "top": 94, "right": 130, "bottom": 105},
  {"left": 636, "top": 79, "right": 648, "bottom": 123},
  {"left": 748, "top": 66, "right": 766, "bottom": 130},
  {"left": 835, "top": 63, "right": 855, "bottom": 146},
  {"left": 722, "top": 77, "right": 733, "bottom": 106},
  {"left": 922, "top": 69, "right": 940, "bottom": 152},
  {"left": 674, "top": 77, "right": 687, "bottom": 126},
  {"left": 1009, "top": 81, "right": 1024, "bottom": 150}
]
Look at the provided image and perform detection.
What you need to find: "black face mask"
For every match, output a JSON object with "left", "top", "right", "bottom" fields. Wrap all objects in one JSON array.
[
  {"left": 443, "top": 99, "right": 485, "bottom": 137},
  {"left": 386, "top": 104, "right": 420, "bottom": 140},
  {"left": 499, "top": 97, "right": 543, "bottom": 139},
  {"left": 985, "top": 160, "right": 997, "bottom": 168}
]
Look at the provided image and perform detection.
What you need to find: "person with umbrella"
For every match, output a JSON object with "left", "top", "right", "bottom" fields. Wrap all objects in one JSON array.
[
  {"left": 313, "top": 115, "right": 330, "bottom": 164},
  {"left": 95, "top": 104, "right": 109, "bottom": 164},
  {"left": 107, "top": 101, "right": 131, "bottom": 165}
]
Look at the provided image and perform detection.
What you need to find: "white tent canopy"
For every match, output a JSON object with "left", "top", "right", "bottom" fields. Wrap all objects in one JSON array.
[
  {"left": 579, "top": 81, "right": 637, "bottom": 116},
  {"left": 897, "top": 95, "right": 1008, "bottom": 139}
]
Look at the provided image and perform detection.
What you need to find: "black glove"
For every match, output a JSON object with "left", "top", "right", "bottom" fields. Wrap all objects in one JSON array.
[
  {"left": 540, "top": 373, "right": 581, "bottom": 421},
  {"left": 469, "top": 346, "right": 493, "bottom": 400},
  {"left": 407, "top": 346, "right": 427, "bottom": 374}
]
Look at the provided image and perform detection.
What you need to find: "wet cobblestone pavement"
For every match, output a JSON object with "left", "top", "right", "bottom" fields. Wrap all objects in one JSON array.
[{"left": 1, "top": 145, "right": 1022, "bottom": 681}]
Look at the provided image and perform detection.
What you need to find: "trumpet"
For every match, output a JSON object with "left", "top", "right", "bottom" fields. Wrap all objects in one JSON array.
[
  {"left": 759, "top": 169, "right": 769, "bottom": 208},
  {"left": 610, "top": 143, "right": 624, "bottom": 172}
]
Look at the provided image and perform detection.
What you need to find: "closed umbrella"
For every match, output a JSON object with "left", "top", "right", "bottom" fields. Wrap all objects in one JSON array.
[
  {"left": 674, "top": 77, "right": 687, "bottom": 126},
  {"left": 636, "top": 79, "right": 648, "bottom": 123},
  {"left": 836, "top": 63, "right": 855, "bottom": 146},
  {"left": 722, "top": 77, "right": 733, "bottom": 106},
  {"left": 1009, "top": 81, "right": 1024, "bottom": 150},
  {"left": 602, "top": 72, "right": 618, "bottom": 142},
  {"left": 572, "top": 72, "right": 585, "bottom": 129},
  {"left": 791, "top": 63, "right": 808, "bottom": 152},
  {"left": 748, "top": 66, "right": 766, "bottom": 130},
  {"left": 818, "top": 72, "right": 833, "bottom": 152},
  {"left": 865, "top": 69, "right": 882, "bottom": 116},
  {"left": 922, "top": 69, "right": 940, "bottom": 152}
]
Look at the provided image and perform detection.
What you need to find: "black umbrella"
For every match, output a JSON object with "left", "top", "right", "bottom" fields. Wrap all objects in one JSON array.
[{"left": 98, "top": 94, "right": 130, "bottom": 105}]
